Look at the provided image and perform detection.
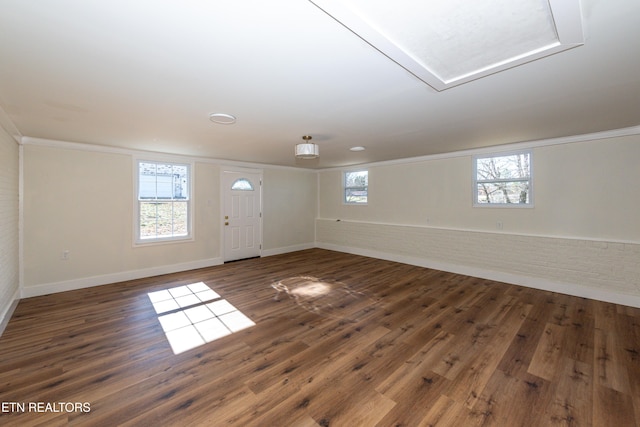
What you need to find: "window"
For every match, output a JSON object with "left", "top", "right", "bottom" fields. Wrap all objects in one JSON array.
[
  {"left": 344, "top": 170, "right": 368, "bottom": 204},
  {"left": 231, "top": 178, "right": 254, "bottom": 191},
  {"left": 137, "top": 160, "right": 191, "bottom": 242},
  {"left": 474, "top": 151, "right": 532, "bottom": 206}
]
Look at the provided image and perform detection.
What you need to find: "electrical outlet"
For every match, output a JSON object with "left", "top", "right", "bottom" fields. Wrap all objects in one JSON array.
[
  {"left": 496, "top": 221, "right": 503, "bottom": 230},
  {"left": 61, "top": 250, "right": 70, "bottom": 260}
]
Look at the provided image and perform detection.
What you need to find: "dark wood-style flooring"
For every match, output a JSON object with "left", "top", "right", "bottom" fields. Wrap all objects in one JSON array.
[{"left": 1, "top": 249, "right": 639, "bottom": 426}]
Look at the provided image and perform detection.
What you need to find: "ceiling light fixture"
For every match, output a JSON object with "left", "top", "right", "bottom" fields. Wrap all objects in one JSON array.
[
  {"left": 209, "top": 113, "right": 236, "bottom": 124},
  {"left": 350, "top": 146, "right": 365, "bottom": 151},
  {"left": 295, "top": 135, "right": 319, "bottom": 159}
]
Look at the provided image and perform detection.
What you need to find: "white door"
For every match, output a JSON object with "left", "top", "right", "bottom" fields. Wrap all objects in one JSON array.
[{"left": 222, "top": 170, "right": 262, "bottom": 262}]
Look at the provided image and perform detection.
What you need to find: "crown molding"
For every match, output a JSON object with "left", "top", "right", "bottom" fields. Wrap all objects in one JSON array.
[
  {"left": 320, "top": 124, "right": 640, "bottom": 171},
  {"left": 0, "top": 105, "right": 22, "bottom": 144},
  {"left": 19, "top": 124, "right": 640, "bottom": 173},
  {"left": 19, "top": 137, "right": 316, "bottom": 173}
]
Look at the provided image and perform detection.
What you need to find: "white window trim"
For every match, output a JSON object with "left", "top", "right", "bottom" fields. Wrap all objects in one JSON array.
[
  {"left": 473, "top": 149, "right": 534, "bottom": 208},
  {"left": 133, "top": 158, "right": 195, "bottom": 246},
  {"left": 343, "top": 169, "right": 369, "bottom": 205}
]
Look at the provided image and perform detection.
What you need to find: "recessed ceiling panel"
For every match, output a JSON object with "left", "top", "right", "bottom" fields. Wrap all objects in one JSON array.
[{"left": 310, "top": 0, "right": 584, "bottom": 90}]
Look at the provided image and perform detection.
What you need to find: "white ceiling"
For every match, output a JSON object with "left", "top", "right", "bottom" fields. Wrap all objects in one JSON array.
[
  {"left": 310, "top": 0, "right": 585, "bottom": 89},
  {"left": 0, "top": 0, "right": 638, "bottom": 169}
]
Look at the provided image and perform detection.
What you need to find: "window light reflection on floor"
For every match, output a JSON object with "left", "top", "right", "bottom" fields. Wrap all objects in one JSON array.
[{"left": 148, "top": 282, "right": 255, "bottom": 354}]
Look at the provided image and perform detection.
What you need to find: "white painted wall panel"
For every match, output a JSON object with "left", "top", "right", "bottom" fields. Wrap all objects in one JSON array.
[
  {"left": 262, "top": 168, "right": 317, "bottom": 253},
  {"left": 20, "top": 142, "right": 316, "bottom": 295},
  {"left": 0, "top": 125, "right": 19, "bottom": 325},
  {"left": 316, "top": 219, "right": 640, "bottom": 305},
  {"left": 319, "top": 135, "right": 640, "bottom": 241},
  {"left": 317, "top": 134, "right": 640, "bottom": 305},
  {"left": 22, "top": 145, "right": 222, "bottom": 291}
]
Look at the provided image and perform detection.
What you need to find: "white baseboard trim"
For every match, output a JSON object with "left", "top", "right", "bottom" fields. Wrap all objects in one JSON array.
[
  {"left": 316, "top": 242, "right": 640, "bottom": 308},
  {"left": 15, "top": 243, "right": 640, "bottom": 308},
  {"left": 21, "top": 257, "right": 224, "bottom": 298},
  {"left": 18, "top": 243, "right": 315, "bottom": 300},
  {"left": 0, "top": 287, "right": 21, "bottom": 336},
  {"left": 261, "top": 243, "right": 315, "bottom": 258}
]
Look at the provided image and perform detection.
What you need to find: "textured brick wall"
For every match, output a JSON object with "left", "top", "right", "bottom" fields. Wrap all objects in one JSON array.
[
  {"left": 316, "top": 219, "right": 640, "bottom": 302},
  {"left": 0, "top": 127, "right": 19, "bottom": 322}
]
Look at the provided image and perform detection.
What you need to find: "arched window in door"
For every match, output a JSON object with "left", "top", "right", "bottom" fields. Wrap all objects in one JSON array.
[{"left": 231, "top": 178, "right": 254, "bottom": 191}]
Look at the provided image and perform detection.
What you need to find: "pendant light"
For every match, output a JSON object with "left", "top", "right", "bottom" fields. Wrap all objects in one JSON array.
[{"left": 295, "top": 135, "right": 319, "bottom": 159}]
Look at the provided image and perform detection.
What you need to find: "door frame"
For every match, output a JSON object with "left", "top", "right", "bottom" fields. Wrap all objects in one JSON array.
[{"left": 220, "top": 167, "right": 263, "bottom": 262}]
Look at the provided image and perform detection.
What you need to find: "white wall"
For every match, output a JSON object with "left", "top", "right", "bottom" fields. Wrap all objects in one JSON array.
[
  {"left": 13, "top": 131, "right": 640, "bottom": 307},
  {"left": 262, "top": 168, "right": 317, "bottom": 255},
  {"left": 317, "top": 133, "right": 640, "bottom": 306},
  {"left": 0, "top": 123, "right": 20, "bottom": 327},
  {"left": 20, "top": 142, "right": 318, "bottom": 297},
  {"left": 21, "top": 145, "right": 222, "bottom": 295}
]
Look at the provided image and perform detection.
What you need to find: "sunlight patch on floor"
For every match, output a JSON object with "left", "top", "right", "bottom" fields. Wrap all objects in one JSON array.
[
  {"left": 271, "top": 276, "right": 375, "bottom": 320},
  {"left": 148, "top": 282, "right": 255, "bottom": 354}
]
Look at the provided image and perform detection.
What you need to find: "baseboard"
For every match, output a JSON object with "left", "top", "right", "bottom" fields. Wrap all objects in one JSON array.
[
  {"left": 0, "top": 287, "right": 21, "bottom": 336},
  {"left": 20, "top": 257, "right": 224, "bottom": 298},
  {"left": 17, "top": 243, "right": 640, "bottom": 308},
  {"left": 316, "top": 242, "right": 640, "bottom": 308},
  {"left": 18, "top": 244, "right": 316, "bottom": 299},
  {"left": 261, "top": 243, "right": 315, "bottom": 258}
]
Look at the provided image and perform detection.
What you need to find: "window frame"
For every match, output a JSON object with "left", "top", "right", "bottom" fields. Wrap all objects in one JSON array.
[
  {"left": 473, "top": 150, "right": 533, "bottom": 208},
  {"left": 134, "top": 158, "right": 194, "bottom": 245},
  {"left": 343, "top": 169, "right": 369, "bottom": 205}
]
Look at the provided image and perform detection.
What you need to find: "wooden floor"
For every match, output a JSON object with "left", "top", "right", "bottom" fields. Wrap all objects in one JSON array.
[{"left": 1, "top": 249, "right": 639, "bottom": 426}]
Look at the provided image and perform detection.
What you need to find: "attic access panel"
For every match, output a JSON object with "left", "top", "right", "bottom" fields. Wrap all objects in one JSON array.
[{"left": 309, "top": 0, "right": 584, "bottom": 91}]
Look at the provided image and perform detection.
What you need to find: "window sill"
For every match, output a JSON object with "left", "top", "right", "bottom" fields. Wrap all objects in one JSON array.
[{"left": 134, "top": 235, "right": 194, "bottom": 247}]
